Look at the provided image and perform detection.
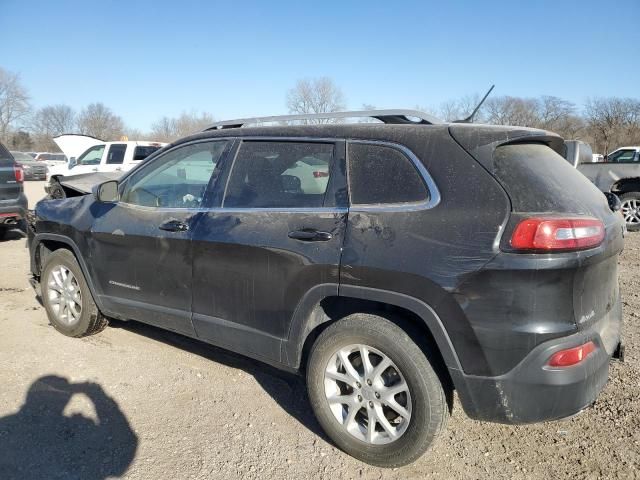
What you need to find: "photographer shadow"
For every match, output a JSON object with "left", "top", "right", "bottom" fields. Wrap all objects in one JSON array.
[{"left": 0, "top": 375, "right": 138, "bottom": 480}]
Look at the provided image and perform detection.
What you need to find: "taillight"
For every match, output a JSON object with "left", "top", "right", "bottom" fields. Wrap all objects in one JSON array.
[
  {"left": 510, "top": 217, "right": 605, "bottom": 252},
  {"left": 14, "top": 164, "right": 24, "bottom": 183},
  {"left": 547, "top": 341, "right": 596, "bottom": 367},
  {"left": 313, "top": 171, "right": 329, "bottom": 178}
]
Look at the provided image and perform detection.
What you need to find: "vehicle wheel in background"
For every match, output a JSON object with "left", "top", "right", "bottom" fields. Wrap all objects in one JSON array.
[
  {"left": 41, "top": 249, "right": 108, "bottom": 337},
  {"left": 620, "top": 192, "right": 640, "bottom": 231},
  {"left": 306, "top": 313, "right": 448, "bottom": 468}
]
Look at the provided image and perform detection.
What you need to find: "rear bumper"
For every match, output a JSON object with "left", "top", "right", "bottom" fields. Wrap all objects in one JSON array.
[
  {"left": 453, "top": 297, "right": 622, "bottom": 424},
  {"left": 0, "top": 193, "right": 28, "bottom": 226}
]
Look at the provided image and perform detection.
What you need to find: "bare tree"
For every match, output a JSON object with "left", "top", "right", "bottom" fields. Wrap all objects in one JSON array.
[
  {"left": 0, "top": 68, "right": 30, "bottom": 143},
  {"left": 149, "top": 111, "right": 214, "bottom": 142},
  {"left": 438, "top": 93, "right": 485, "bottom": 122},
  {"left": 484, "top": 96, "right": 540, "bottom": 127},
  {"left": 286, "top": 77, "right": 346, "bottom": 123},
  {"left": 584, "top": 98, "right": 640, "bottom": 154},
  {"left": 30, "top": 104, "right": 76, "bottom": 150},
  {"left": 76, "top": 103, "right": 124, "bottom": 140}
]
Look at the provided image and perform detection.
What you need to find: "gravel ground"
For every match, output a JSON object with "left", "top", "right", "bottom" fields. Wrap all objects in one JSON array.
[{"left": 0, "top": 182, "right": 638, "bottom": 479}]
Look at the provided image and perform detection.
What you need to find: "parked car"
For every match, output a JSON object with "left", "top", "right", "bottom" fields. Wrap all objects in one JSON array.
[
  {"left": 0, "top": 143, "right": 27, "bottom": 238},
  {"left": 27, "top": 110, "right": 624, "bottom": 467},
  {"left": 46, "top": 134, "right": 166, "bottom": 198},
  {"left": 578, "top": 146, "right": 640, "bottom": 230},
  {"left": 10, "top": 151, "right": 48, "bottom": 180}
]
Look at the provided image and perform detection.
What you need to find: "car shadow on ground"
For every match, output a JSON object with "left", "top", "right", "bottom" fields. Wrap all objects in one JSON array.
[
  {"left": 111, "top": 319, "right": 331, "bottom": 443},
  {"left": 0, "top": 228, "right": 25, "bottom": 242},
  {"left": 0, "top": 375, "right": 138, "bottom": 480}
]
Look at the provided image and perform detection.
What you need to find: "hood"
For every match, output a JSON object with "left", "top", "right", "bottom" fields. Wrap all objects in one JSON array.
[{"left": 53, "top": 134, "right": 104, "bottom": 160}]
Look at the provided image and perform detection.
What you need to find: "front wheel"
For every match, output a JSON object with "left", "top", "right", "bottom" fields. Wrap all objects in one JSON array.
[
  {"left": 41, "top": 249, "right": 108, "bottom": 337},
  {"left": 306, "top": 314, "right": 448, "bottom": 467}
]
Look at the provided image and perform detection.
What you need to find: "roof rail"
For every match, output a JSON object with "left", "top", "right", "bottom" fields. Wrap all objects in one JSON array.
[{"left": 204, "top": 109, "right": 443, "bottom": 130}]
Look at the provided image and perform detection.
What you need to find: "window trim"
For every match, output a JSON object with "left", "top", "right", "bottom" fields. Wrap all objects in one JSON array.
[
  {"left": 220, "top": 138, "right": 340, "bottom": 210},
  {"left": 346, "top": 139, "right": 441, "bottom": 212}
]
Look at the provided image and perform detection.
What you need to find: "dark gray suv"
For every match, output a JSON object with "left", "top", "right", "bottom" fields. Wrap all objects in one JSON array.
[
  {"left": 0, "top": 143, "right": 27, "bottom": 238},
  {"left": 27, "top": 111, "right": 624, "bottom": 467}
]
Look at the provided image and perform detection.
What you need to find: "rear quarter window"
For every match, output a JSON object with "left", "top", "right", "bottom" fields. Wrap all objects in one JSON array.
[
  {"left": 347, "top": 143, "right": 428, "bottom": 205},
  {"left": 133, "top": 146, "right": 162, "bottom": 161}
]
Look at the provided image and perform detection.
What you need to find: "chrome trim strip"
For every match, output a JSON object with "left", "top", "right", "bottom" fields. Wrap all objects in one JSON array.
[{"left": 346, "top": 139, "right": 441, "bottom": 212}]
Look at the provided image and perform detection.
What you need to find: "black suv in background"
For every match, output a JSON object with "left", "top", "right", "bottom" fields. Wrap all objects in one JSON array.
[
  {"left": 0, "top": 143, "right": 27, "bottom": 238},
  {"left": 27, "top": 111, "right": 624, "bottom": 467}
]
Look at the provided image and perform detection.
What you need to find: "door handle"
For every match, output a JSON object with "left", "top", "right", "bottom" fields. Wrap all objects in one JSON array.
[
  {"left": 288, "top": 229, "right": 333, "bottom": 241},
  {"left": 159, "top": 220, "right": 189, "bottom": 232},
  {"left": 91, "top": 168, "right": 98, "bottom": 172}
]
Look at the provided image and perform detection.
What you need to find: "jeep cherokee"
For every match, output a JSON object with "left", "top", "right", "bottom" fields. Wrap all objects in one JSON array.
[{"left": 27, "top": 110, "right": 625, "bottom": 467}]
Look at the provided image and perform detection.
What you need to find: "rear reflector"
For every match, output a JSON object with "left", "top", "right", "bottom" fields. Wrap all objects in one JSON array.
[
  {"left": 547, "top": 341, "right": 596, "bottom": 367},
  {"left": 510, "top": 217, "right": 605, "bottom": 251},
  {"left": 14, "top": 165, "right": 24, "bottom": 183}
]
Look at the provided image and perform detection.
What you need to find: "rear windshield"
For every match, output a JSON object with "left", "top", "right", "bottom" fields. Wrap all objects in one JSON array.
[
  {"left": 493, "top": 143, "right": 609, "bottom": 217},
  {"left": 133, "top": 146, "right": 162, "bottom": 161},
  {"left": 0, "top": 143, "right": 14, "bottom": 166}
]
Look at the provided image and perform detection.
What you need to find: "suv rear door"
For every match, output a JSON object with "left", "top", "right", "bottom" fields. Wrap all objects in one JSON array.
[
  {"left": 191, "top": 139, "right": 348, "bottom": 361},
  {"left": 0, "top": 144, "right": 20, "bottom": 201}
]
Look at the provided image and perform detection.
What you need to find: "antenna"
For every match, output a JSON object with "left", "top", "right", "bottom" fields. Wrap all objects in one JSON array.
[{"left": 453, "top": 85, "right": 495, "bottom": 123}]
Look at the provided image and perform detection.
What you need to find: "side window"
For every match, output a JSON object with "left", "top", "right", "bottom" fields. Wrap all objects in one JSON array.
[
  {"left": 106, "top": 144, "right": 127, "bottom": 164},
  {"left": 348, "top": 143, "right": 429, "bottom": 205},
  {"left": 223, "top": 141, "right": 334, "bottom": 208},
  {"left": 133, "top": 145, "right": 162, "bottom": 161},
  {"left": 77, "top": 145, "right": 105, "bottom": 166},
  {"left": 607, "top": 149, "right": 636, "bottom": 163},
  {"left": 121, "top": 140, "right": 228, "bottom": 208}
]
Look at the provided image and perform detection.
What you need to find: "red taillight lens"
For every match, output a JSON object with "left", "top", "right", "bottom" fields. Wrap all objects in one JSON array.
[
  {"left": 14, "top": 165, "right": 24, "bottom": 183},
  {"left": 547, "top": 341, "right": 596, "bottom": 367},
  {"left": 313, "top": 171, "right": 329, "bottom": 178},
  {"left": 510, "top": 217, "right": 605, "bottom": 251}
]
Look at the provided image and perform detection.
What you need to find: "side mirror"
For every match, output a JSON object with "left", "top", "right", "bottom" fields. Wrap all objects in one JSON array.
[
  {"left": 94, "top": 180, "right": 119, "bottom": 203},
  {"left": 68, "top": 157, "right": 77, "bottom": 168}
]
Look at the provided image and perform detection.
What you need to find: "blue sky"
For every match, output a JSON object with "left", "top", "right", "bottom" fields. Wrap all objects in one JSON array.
[{"left": 1, "top": 0, "right": 638, "bottom": 130}]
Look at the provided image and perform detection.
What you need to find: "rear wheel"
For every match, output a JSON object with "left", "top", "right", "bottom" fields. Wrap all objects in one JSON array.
[
  {"left": 306, "top": 314, "right": 448, "bottom": 467},
  {"left": 620, "top": 192, "right": 640, "bottom": 231},
  {"left": 41, "top": 249, "right": 108, "bottom": 337}
]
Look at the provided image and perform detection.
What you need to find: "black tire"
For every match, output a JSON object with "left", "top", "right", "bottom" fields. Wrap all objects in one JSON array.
[
  {"left": 620, "top": 192, "right": 640, "bottom": 232},
  {"left": 0, "top": 227, "right": 7, "bottom": 240},
  {"left": 48, "top": 179, "right": 66, "bottom": 199},
  {"left": 41, "top": 249, "right": 108, "bottom": 337},
  {"left": 306, "top": 314, "right": 448, "bottom": 467}
]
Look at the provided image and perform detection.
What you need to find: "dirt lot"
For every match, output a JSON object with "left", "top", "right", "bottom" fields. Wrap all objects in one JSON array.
[{"left": 0, "top": 181, "right": 638, "bottom": 479}]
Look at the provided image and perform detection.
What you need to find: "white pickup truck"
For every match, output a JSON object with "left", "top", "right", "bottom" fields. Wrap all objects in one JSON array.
[{"left": 47, "top": 134, "right": 167, "bottom": 186}]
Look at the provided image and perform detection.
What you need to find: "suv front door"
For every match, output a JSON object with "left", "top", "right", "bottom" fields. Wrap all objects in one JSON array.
[
  {"left": 88, "top": 140, "right": 231, "bottom": 334},
  {"left": 191, "top": 139, "right": 348, "bottom": 361}
]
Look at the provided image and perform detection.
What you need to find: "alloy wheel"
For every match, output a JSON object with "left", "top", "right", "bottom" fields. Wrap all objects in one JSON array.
[
  {"left": 324, "top": 344, "right": 412, "bottom": 445},
  {"left": 621, "top": 198, "right": 640, "bottom": 226},
  {"left": 47, "top": 265, "right": 82, "bottom": 325}
]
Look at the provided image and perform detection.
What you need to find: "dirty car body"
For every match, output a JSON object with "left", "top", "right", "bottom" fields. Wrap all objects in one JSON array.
[{"left": 27, "top": 117, "right": 624, "bottom": 463}]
